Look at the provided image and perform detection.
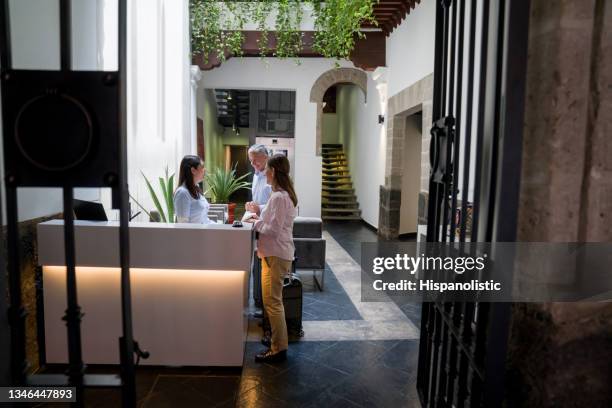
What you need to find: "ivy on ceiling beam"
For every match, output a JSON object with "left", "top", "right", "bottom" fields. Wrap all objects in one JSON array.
[
  {"left": 192, "top": 30, "right": 386, "bottom": 72},
  {"left": 190, "top": 0, "right": 377, "bottom": 66}
]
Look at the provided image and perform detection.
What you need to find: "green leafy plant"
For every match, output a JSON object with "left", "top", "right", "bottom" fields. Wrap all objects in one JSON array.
[
  {"left": 190, "top": 0, "right": 251, "bottom": 64},
  {"left": 205, "top": 164, "right": 251, "bottom": 203},
  {"left": 131, "top": 167, "right": 175, "bottom": 223},
  {"left": 310, "top": 0, "right": 377, "bottom": 64},
  {"left": 190, "top": 0, "right": 376, "bottom": 65},
  {"left": 274, "top": 0, "right": 303, "bottom": 62},
  {"left": 252, "top": 0, "right": 274, "bottom": 60}
]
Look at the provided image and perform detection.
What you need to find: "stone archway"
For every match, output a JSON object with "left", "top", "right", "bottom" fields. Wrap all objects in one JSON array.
[{"left": 310, "top": 68, "right": 367, "bottom": 156}]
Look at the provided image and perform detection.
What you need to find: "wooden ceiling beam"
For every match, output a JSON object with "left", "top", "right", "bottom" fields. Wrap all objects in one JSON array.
[
  {"left": 364, "top": 0, "right": 424, "bottom": 36},
  {"left": 374, "top": 3, "right": 404, "bottom": 11},
  {"left": 381, "top": 21, "right": 393, "bottom": 34},
  {"left": 373, "top": 7, "right": 402, "bottom": 13},
  {"left": 373, "top": 12, "right": 398, "bottom": 18}
]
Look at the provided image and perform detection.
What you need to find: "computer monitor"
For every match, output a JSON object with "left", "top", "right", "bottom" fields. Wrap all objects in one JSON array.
[{"left": 73, "top": 199, "right": 108, "bottom": 221}]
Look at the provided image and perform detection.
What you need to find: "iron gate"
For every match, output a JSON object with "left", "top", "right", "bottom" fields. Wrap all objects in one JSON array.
[
  {"left": 418, "top": 0, "right": 530, "bottom": 406},
  {"left": 0, "top": 1, "right": 141, "bottom": 406}
]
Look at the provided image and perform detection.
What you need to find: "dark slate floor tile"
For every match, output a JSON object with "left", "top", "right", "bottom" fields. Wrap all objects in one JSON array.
[
  {"left": 142, "top": 374, "right": 240, "bottom": 408},
  {"left": 311, "top": 340, "right": 398, "bottom": 375},
  {"left": 143, "top": 391, "right": 209, "bottom": 408},
  {"left": 324, "top": 219, "right": 416, "bottom": 262},
  {"left": 235, "top": 385, "right": 288, "bottom": 408},
  {"left": 182, "top": 375, "right": 241, "bottom": 405},
  {"left": 393, "top": 301, "right": 422, "bottom": 328},
  {"left": 302, "top": 389, "right": 365, "bottom": 408},
  {"left": 299, "top": 269, "right": 361, "bottom": 321},
  {"left": 303, "top": 300, "right": 360, "bottom": 321},
  {"left": 323, "top": 222, "right": 378, "bottom": 266},
  {"left": 259, "top": 356, "right": 350, "bottom": 405},
  {"left": 237, "top": 375, "right": 263, "bottom": 396},
  {"left": 379, "top": 340, "right": 420, "bottom": 373},
  {"left": 289, "top": 340, "right": 338, "bottom": 358},
  {"left": 329, "top": 365, "right": 419, "bottom": 408},
  {"left": 324, "top": 221, "right": 423, "bottom": 326}
]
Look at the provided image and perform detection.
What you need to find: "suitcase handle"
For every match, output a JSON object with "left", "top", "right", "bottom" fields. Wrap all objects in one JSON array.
[{"left": 284, "top": 273, "right": 300, "bottom": 287}]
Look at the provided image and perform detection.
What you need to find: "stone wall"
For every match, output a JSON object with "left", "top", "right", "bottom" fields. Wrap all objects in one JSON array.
[
  {"left": 2, "top": 214, "right": 61, "bottom": 376},
  {"left": 378, "top": 74, "right": 433, "bottom": 239},
  {"left": 508, "top": 0, "right": 612, "bottom": 405}
]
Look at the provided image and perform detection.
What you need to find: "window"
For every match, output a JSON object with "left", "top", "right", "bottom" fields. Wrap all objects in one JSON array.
[{"left": 257, "top": 91, "right": 295, "bottom": 138}]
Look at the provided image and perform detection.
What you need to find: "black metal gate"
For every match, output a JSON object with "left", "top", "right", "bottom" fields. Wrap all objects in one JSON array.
[
  {"left": 418, "top": 0, "right": 530, "bottom": 406},
  {"left": 1, "top": 1, "right": 141, "bottom": 406}
]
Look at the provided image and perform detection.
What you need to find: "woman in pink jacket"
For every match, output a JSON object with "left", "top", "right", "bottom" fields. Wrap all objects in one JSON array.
[{"left": 245, "top": 154, "right": 297, "bottom": 363}]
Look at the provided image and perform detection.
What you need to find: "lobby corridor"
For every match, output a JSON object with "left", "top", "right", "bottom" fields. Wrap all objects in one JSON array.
[
  {"left": 33, "top": 222, "right": 422, "bottom": 408},
  {"left": 236, "top": 221, "right": 421, "bottom": 407}
]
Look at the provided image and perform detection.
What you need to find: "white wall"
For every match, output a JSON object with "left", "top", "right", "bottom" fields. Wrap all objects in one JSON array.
[
  {"left": 340, "top": 77, "right": 386, "bottom": 228},
  {"left": 386, "top": 0, "right": 436, "bottom": 98},
  {"left": 321, "top": 113, "right": 338, "bottom": 145},
  {"left": 344, "top": 0, "right": 435, "bottom": 229},
  {"left": 1, "top": 0, "right": 191, "bottom": 223},
  {"left": 200, "top": 58, "right": 354, "bottom": 218},
  {"left": 125, "top": 0, "right": 191, "bottom": 221}
]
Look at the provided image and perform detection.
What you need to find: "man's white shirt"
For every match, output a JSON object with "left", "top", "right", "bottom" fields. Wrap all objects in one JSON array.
[
  {"left": 242, "top": 170, "right": 272, "bottom": 221},
  {"left": 252, "top": 170, "right": 272, "bottom": 206}
]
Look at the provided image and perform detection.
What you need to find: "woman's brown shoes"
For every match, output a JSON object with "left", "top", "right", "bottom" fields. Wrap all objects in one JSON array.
[{"left": 255, "top": 349, "right": 287, "bottom": 363}]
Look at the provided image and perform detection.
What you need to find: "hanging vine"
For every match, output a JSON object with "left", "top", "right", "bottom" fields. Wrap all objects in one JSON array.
[
  {"left": 274, "top": 0, "right": 303, "bottom": 61},
  {"left": 309, "top": 0, "right": 376, "bottom": 62},
  {"left": 190, "top": 0, "right": 376, "bottom": 65},
  {"left": 251, "top": 0, "right": 274, "bottom": 59}
]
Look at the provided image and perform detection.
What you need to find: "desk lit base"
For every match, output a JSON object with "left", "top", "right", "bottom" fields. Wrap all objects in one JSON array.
[{"left": 43, "top": 266, "right": 249, "bottom": 366}]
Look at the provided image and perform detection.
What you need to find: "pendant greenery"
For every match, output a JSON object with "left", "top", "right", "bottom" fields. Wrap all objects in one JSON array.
[{"left": 190, "top": 0, "right": 376, "bottom": 65}]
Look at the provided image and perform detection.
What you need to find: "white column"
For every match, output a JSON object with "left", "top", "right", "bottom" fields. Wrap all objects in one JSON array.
[
  {"left": 190, "top": 65, "right": 202, "bottom": 155},
  {"left": 372, "top": 67, "right": 389, "bottom": 116}
]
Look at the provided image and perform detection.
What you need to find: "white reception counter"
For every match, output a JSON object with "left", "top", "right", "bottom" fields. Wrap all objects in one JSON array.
[{"left": 37, "top": 220, "right": 254, "bottom": 367}]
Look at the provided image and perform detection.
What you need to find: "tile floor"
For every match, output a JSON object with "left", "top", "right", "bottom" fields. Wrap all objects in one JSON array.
[{"left": 34, "top": 221, "right": 422, "bottom": 408}]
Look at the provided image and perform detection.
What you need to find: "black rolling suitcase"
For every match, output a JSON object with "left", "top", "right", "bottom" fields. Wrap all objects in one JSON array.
[
  {"left": 282, "top": 273, "right": 304, "bottom": 339},
  {"left": 263, "top": 256, "right": 304, "bottom": 340},
  {"left": 252, "top": 257, "right": 263, "bottom": 308}
]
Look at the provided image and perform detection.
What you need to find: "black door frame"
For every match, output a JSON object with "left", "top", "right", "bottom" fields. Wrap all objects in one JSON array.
[
  {"left": 0, "top": 189, "right": 9, "bottom": 386},
  {"left": 418, "top": 0, "right": 530, "bottom": 406}
]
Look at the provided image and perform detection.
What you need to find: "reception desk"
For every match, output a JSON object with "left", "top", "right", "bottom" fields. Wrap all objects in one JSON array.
[{"left": 37, "top": 220, "right": 254, "bottom": 366}]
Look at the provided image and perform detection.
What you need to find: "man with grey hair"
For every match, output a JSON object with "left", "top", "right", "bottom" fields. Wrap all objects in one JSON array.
[
  {"left": 244, "top": 144, "right": 272, "bottom": 218},
  {"left": 244, "top": 144, "right": 272, "bottom": 313}
]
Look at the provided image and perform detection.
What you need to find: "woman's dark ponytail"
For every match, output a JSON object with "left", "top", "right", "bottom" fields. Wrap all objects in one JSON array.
[{"left": 177, "top": 155, "right": 203, "bottom": 199}]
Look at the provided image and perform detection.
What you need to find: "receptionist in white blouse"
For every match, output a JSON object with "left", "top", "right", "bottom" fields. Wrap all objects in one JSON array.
[{"left": 173, "top": 155, "right": 213, "bottom": 224}]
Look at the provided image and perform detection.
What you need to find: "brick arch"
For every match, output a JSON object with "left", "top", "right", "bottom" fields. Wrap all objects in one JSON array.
[
  {"left": 310, "top": 68, "right": 367, "bottom": 103},
  {"left": 310, "top": 68, "right": 367, "bottom": 156}
]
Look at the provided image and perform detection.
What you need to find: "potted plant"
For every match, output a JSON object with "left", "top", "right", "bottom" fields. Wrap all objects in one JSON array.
[
  {"left": 130, "top": 167, "right": 175, "bottom": 223},
  {"left": 205, "top": 164, "right": 251, "bottom": 223}
]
